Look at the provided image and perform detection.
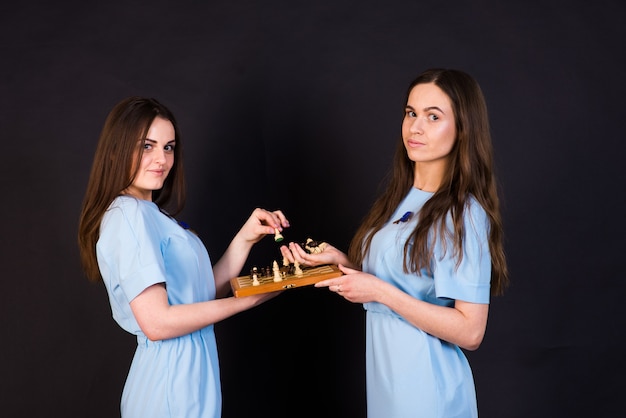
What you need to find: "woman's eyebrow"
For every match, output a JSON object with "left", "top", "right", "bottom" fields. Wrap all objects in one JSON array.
[
  {"left": 143, "top": 138, "right": 176, "bottom": 143},
  {"left": 424, "top": 106, "right": 445, "bottom": 113},
  {"left": 405, "top": 105, "right": 446, "bottom": 114}
]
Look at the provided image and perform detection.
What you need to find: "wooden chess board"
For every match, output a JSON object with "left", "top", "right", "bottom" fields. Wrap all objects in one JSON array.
[{"left": 230, "top": 264, "right": 343, "bottom": 297}]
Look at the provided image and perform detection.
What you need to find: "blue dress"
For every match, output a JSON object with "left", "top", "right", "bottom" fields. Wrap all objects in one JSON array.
[
  {"left": 96, "top": 196, "right": 221, "bottom": 418},
  {"left": 363, "top": 188, "right": 491, "bottom": 418}
]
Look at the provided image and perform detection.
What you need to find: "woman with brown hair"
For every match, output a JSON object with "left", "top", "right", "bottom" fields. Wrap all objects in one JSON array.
[
  {"left": 78, "top": 96, "right": 286, "bottom": 417},
  {"left": 281, "top": 68, "right": 508, "bottom": 417}
]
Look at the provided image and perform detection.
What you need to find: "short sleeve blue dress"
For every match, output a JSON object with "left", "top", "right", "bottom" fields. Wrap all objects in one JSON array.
[
  {"left": 363, "top": 187, "right": 491, "bottom": 418},
  {"left": 96, "top": 196, "right": 221, "bottom": 418}
]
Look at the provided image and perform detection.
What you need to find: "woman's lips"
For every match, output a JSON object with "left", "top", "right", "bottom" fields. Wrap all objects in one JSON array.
[{"left": 407, "top": 139, "right": 425, "bottom": 147}]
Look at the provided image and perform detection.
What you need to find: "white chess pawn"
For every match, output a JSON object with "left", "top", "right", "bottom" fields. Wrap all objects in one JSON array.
[
  {"left": 294, "top": 260, "right": 303, "bottom": 277},
  {"left": 252, "top": 273, "right": 260, "bottom": 286},
  {"left": 274, "top": 228, "right": 284, "bottom": 242}
]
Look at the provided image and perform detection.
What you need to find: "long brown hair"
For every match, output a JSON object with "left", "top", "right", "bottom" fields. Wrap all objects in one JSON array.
[
  {"left": 78, "top": 97, "right": 186, "bottom": 282},
  {"left": 348, "top": 69, "right": 508, "bottom": 295}
]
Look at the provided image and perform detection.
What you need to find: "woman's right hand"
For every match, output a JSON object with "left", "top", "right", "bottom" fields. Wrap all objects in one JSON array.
[
  {"left": 279, "top": 241, "right": 352, "bottom": 268},
  {"left": 236, "top": 208, "right": 290, "bottom": 246}
]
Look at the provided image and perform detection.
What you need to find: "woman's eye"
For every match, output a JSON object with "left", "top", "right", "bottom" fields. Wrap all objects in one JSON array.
[
  {"left": 428, "top": 114, "right": 439, "bottom": 121},
  {"left": 143, "top": 143, "right": 152, "bottom": 150},
  {"left": 164, "top": 144, "right": 175, "bottom": 152},
  {"left": 406, "top": 110, "right": 416, "bottom": 117}
]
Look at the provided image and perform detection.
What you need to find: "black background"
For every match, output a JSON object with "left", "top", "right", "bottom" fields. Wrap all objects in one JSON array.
[{"left": 1, "top": 1, "right": 624, "bottom": 417}]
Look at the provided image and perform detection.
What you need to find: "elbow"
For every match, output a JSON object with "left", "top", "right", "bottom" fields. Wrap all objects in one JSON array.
[
  {"left": 141, "top": 327, "right": 166, "bottom": 342},
  {"left": 136, "top": 319, "right": 170, "bottom": 341},
  {"left": 460, "top": 331, "right": 485, "bottom": 351},
  {"left": 462, "top": 340, "right": 482, "bottom": 351}
]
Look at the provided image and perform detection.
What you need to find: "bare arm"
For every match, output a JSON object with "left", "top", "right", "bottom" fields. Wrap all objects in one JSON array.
[
  {"left": 128, "top": 208, "right": 290, "bottom": 341},
  {"left": 377, "top": 281, "right": 488, "bottom": 350},
  {"left": 316, "top": 265, "right": 488, "bottom": 351},
  {"left": 212, "top": 208, "right": 290, "bottom": 297},
  {"left": 130, "top": 284, "right": 279, "bottom": 341}
]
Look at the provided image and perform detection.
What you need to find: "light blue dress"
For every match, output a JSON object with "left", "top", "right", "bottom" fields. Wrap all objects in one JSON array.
[
  {"left": 363, "top": 187, "right": 491, "bottom": 418},
  {"left": 96, "top": 196, "right": 220, "bottom": 418}
]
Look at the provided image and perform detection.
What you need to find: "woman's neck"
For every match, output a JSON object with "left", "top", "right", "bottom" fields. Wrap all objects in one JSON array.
[{"left": 413, "top": 161, "right": 446, "bottom": 192}]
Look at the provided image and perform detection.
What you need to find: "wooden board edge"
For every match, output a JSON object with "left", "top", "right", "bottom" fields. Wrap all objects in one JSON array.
[{"left": 230, "top": 264, "right": 343, "bottom": 297}]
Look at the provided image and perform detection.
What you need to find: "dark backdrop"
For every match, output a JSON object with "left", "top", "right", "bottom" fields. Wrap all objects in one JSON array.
[{"left": 1, "top": 1, "right": 624, "bottom": 417}]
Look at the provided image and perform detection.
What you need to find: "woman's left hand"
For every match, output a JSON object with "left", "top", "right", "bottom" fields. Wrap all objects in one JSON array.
[
  {"left": 238, "top": 208, "right": 290, "bottom": 244},
  {"left": 315, "top": 264, "right": 383, "bottom": 304}
]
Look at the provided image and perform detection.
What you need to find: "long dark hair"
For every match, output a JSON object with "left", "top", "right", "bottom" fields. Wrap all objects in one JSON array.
[
  {"left": 78, "top": 97, "right": 186, "bottom": 282},
  {"left": 348, "top": 69, "right": 508, "bottom": 295}
]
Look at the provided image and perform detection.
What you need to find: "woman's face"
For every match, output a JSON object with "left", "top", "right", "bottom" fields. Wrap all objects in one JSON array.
[
  {"left": 402, "top": 82, "right": 457, "bottom": 169},
  {"left": 124, "top": 117, "right": 176, "bottom": 201}
]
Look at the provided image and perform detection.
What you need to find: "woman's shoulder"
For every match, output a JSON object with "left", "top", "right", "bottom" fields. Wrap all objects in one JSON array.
[
  {"left": 464, "top": 195, "right": 489, "bottom": 229},
  {"left": 104, "top": 196, "right": 160, "bottom": 223},
  {"left": 465, "top": 195, "right": 485, "bottom": 212},
  {"left": 109, "top": 195, "right": 157, "bottom": 211}
]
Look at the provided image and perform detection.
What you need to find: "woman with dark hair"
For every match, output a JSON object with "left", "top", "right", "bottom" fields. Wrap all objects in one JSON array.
[
  {"left": 78, "top": 96, "right": 287, "bottom": 417},
  {"left": 281, "top": 69, "right": 508, "bottom": 417}
]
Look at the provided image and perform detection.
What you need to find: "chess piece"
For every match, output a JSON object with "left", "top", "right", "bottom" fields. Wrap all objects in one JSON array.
[
  {"left": 305, "top": 238, "right": 327, "bottom": 254},
  {"left": 294, "top": 260, "right": 303, "bottom": 277},
  {"left": 274, "top": 228, "right": 284, "bottom": 242},
  {"left": 252, "top": 273, "right": 260, "bottom": 286},
  {"left": 280, "top": 256, "right": 291, "bottom": 277},
  {"left": 273, "top": 260, "right": 282, "bottom": 282}
]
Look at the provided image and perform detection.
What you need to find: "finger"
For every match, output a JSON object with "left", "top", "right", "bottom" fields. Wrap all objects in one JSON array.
[
  {"left": 250, "top": 208, "right": 278, "bottom": 228},
  {"left": 266, "top": 210, "right": 289, "bottom": 230},
  {"left": 251, "top": 210, "right": 284, "bottom": 238},
  {"left": 329, "top": 283, "right": 344, "bottom": 293},
  {"left": 338, "top": 264, "right": 358, "bottom": 274},
  {"left": 271, "top": 210, "right": 290, "bottom": 228},
  {"left": 315, "top": 279, "right": 337, "bottom": 288},
  {"left": 279, "top": 245, "right": 295, "bottom": 263},
  {"left": 288, "top": 242, "right": 308, "bottom": 261}
]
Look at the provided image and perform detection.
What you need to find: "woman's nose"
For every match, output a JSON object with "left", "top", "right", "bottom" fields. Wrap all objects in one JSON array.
[
  {"left": 154, "top": 148, "right": 166, "bottom": 163},
  {"left": 410, "top": 116, "right": 424, "bottom": 133}
]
